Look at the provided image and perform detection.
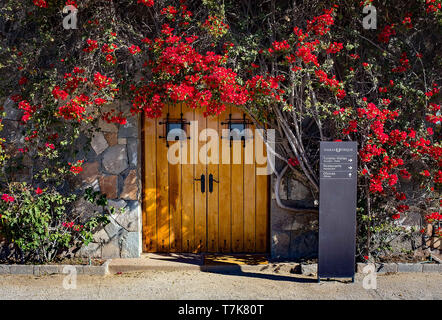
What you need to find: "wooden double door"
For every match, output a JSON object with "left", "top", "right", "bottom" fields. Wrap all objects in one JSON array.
[{"left": 142, "top": 104, "right": 269, "bottom": 253}]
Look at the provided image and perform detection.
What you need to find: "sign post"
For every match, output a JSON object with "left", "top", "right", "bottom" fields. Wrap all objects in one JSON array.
[{"left": 318, "top": 141, "right": 358, "bottom": 282}]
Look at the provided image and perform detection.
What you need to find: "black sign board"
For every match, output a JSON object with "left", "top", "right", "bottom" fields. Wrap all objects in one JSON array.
[{"left": 318, "top": 141, "right": 358, "bottom": 282}]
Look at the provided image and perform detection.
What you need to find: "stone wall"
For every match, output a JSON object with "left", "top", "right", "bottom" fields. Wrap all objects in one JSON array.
[
  {"left": 268, "top": 171, "right": 438, "bottom": 260},
  {"left": 0, "top": 98, "right": 143, "bottom": 259},
  {"left": 270, "top": 174, "right": 319, "bottom": 261},
  {"left": 76, "top": 102, "right": 142, "bottom": 259}
]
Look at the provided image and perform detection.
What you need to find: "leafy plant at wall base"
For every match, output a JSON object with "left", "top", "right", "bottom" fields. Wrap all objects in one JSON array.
[{"left": 0, "top": 184, "right": 112, "bottom": 263}]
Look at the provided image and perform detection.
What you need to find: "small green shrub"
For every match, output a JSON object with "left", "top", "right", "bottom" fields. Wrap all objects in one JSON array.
[{"left": 0, "top": 183, "right": 113, "bottom": 263}]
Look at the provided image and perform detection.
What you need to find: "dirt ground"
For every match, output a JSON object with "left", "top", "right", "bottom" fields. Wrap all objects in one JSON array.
[{"left": 0, "top": 270, "right": 441, "bottom": 300}]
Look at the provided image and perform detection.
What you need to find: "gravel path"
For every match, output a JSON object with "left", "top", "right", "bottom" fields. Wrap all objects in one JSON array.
[{"left": 0, "top": 270, "right": 441, "bottom": 300}]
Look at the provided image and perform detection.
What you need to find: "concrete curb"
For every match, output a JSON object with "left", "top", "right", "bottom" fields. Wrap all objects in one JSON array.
[
  {"left": 0, "top": 259, "right": 111, "bottom": 276},
  {"left": 356, "top": 262, "right": 441, "bottom": 274}
]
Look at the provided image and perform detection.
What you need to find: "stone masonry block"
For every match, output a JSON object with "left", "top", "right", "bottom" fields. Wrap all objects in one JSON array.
[
  {"left": 397, "top": 263, "right": 423, "bottom": 273},
  {"left": 0, "top": 265, "right": 10, "bottom": 275},
  {"left": 102, "top": 145, "right": 128, "bottom": 175},
  {"left": 10, "top": 265, "right": 35, "bottom": 275},
  {"left": 376, "top": 263, "right": 398, "bottom": 273},
  {"left": 422, "top": 264, "right": 442, "bottom": 273}
]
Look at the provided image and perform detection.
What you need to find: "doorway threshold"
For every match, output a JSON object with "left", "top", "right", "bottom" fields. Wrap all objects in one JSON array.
[{"left": 108, "top": 253, "right": 272, "bottom": 274}]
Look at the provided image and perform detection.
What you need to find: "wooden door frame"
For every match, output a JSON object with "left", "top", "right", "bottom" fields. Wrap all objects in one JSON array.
[{"left": 141, "top": 111, "right": 271, "bottom": 254}]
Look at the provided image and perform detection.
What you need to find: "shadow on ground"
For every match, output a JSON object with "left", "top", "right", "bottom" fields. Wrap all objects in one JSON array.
[
  {"left": 201, "top": 266, "right": 317, "bottom": 283},
  {"left": 144, "top": 253, "right": 204, "bottom": 265}
]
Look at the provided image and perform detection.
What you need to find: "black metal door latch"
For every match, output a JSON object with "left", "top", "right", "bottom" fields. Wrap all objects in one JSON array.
[
  {"left": 208, "top": 173, "right": 219, "bottom": 193},
  {"left": 194, "top": 174, "right": 205, "bottom": 193}
]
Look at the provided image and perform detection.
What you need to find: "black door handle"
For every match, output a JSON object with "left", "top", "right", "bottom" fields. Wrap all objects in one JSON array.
[
  {"left": 208, "top": 174, "right": 219, "bottom": 193},
  {"left": 194, "top": 174, "right": 205, "bottom": 193}
]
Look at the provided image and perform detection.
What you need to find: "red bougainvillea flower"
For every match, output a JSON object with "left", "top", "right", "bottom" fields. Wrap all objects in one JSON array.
[
  {"left": 105, "top": 54, "right": 116, "bottom": 64},
  {"left": 396, "top": 205, "right": 409, "bottom": 213},
  {"left": 52, "top": 86, "right": 69, "bottom": 100},
  {"left": 58, "top": 100, "right": 86, "bottom": 121},
  {"left": 296, "top": 43, "right": 319, "bottom": 66},
  {"left": 349, "top": 53, "right": 360, "bottom": 60},
  {"left": 102, "top": 111, "right": 127, "bottom": 125},
  {"left": 378, "top": 24, "right": 395, "bottom": 43},
  {"left": 435, "top": 170, "right": 442, "bottom": 184},
  {"left": 128, "top": 45, "right": 141, "bottom": 55},
  {"left": 425, "top": 212, "right": 442, "bottom": 223},
  {"left": 10, "top": 94, "right": 22, "bottom": 102},
  {"left": 421, "top": 170, "right": 431, "bottom": 177},
  {"left": 292, "top": 27, "right": 309, "bottom": 41},
  {"left": 288, "top": 157, "right": 300, "bottom": 167},
  {"left": 402, "top": 15, "right": 413, "bottom": 29},
  {"left": 202, "top": 15, "right": 230, "bottom": 38},
  {"left": 18, "top": 100, "right": 38, "bottom": 123},
  {"left": 392, "top": 52, "right": 410, "bottom": 73},
  {"left": 33, "top": 0, "right": 48, "bottom": 8},
  {"left": 425, "top": 83, "right": 440, "bottom": 97},
  {"left": 93, "top": 72, "right": 112, "bottom": 89},
  {"left": 271, "top": 40, "right": 290, "bottom": 52},
  {"left": 65, "top": 0, "right": 78, "bottom": 8},
  {"left": 83, "top": 39, "right": 98, "bottom": 53},
  {"left": 18, "top": 76, "right": 28, "bottom": 86},
  {"left": 62, "top": 221, "right": 75, "bottom": 228},
  {"left": 315, "top": 69, "right": 340, "bottom": 88},
  {"left": 306, "top": 8, "right": 335, "bottom": 36},
  {"left": 399, "top": 169, "right": 411, "bottom": 180},
  {"left": 336, "top": 89, "right": 346, "bottom": 100},
  {"left": 68, "top": 160, "right": 84, "bottom": 174},
  {"left": 395, "top": 192, "right": 407, "bottom": 201},
  {"left": 138, "top": 0, "right": 154, "bottom": 7},
  {"left": 160, "top": 5, "right": 178, "bottom": 17},
  {"left": 326, "top": 42, "right": 343, "bottom": 54},
  {"left": 35, "top": 187, "right": 43, "bottom": 195},
  {"left": 94, "top": 98, "right": 107, "bottom": 105},
  {"left": 388, "top": 174, "right": 398, "bottom": 186},
  {"left": 1, "top": 194, "right": 15, "bottom": 203},
  {"left": 45, "top": 143, "right": 55, "bottom": 150},
  {"left": 101, "top": 43, "right": 116, "bottom": 53}
]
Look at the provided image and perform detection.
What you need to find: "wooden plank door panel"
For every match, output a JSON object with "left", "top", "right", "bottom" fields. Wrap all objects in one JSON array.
[
  {"left": 156, "top": 105, "right": 170, "bottom": 252},
  {"left": 207, "top": 113, "right": 219, "bottom": 252},
  {"left": 181, "top": 104, "right": 195, "bottom": 252},
  {"left": 244, "top": 122, "right": 256, "bottom": 252},
  {"left": 143, "top": 116, "right": 157, "bottom": 252},
  {"left": 218, "top": 106, "right": 232, "bottom": 252},
  {"left": 230, "top": 108, "right": 244, "bottom": 253},
  {"left": 168, "top": 104, "right": 182, "bottom": 252},
  {"left": 194, "top": 109, "right": 207, "bottom": 252}
]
